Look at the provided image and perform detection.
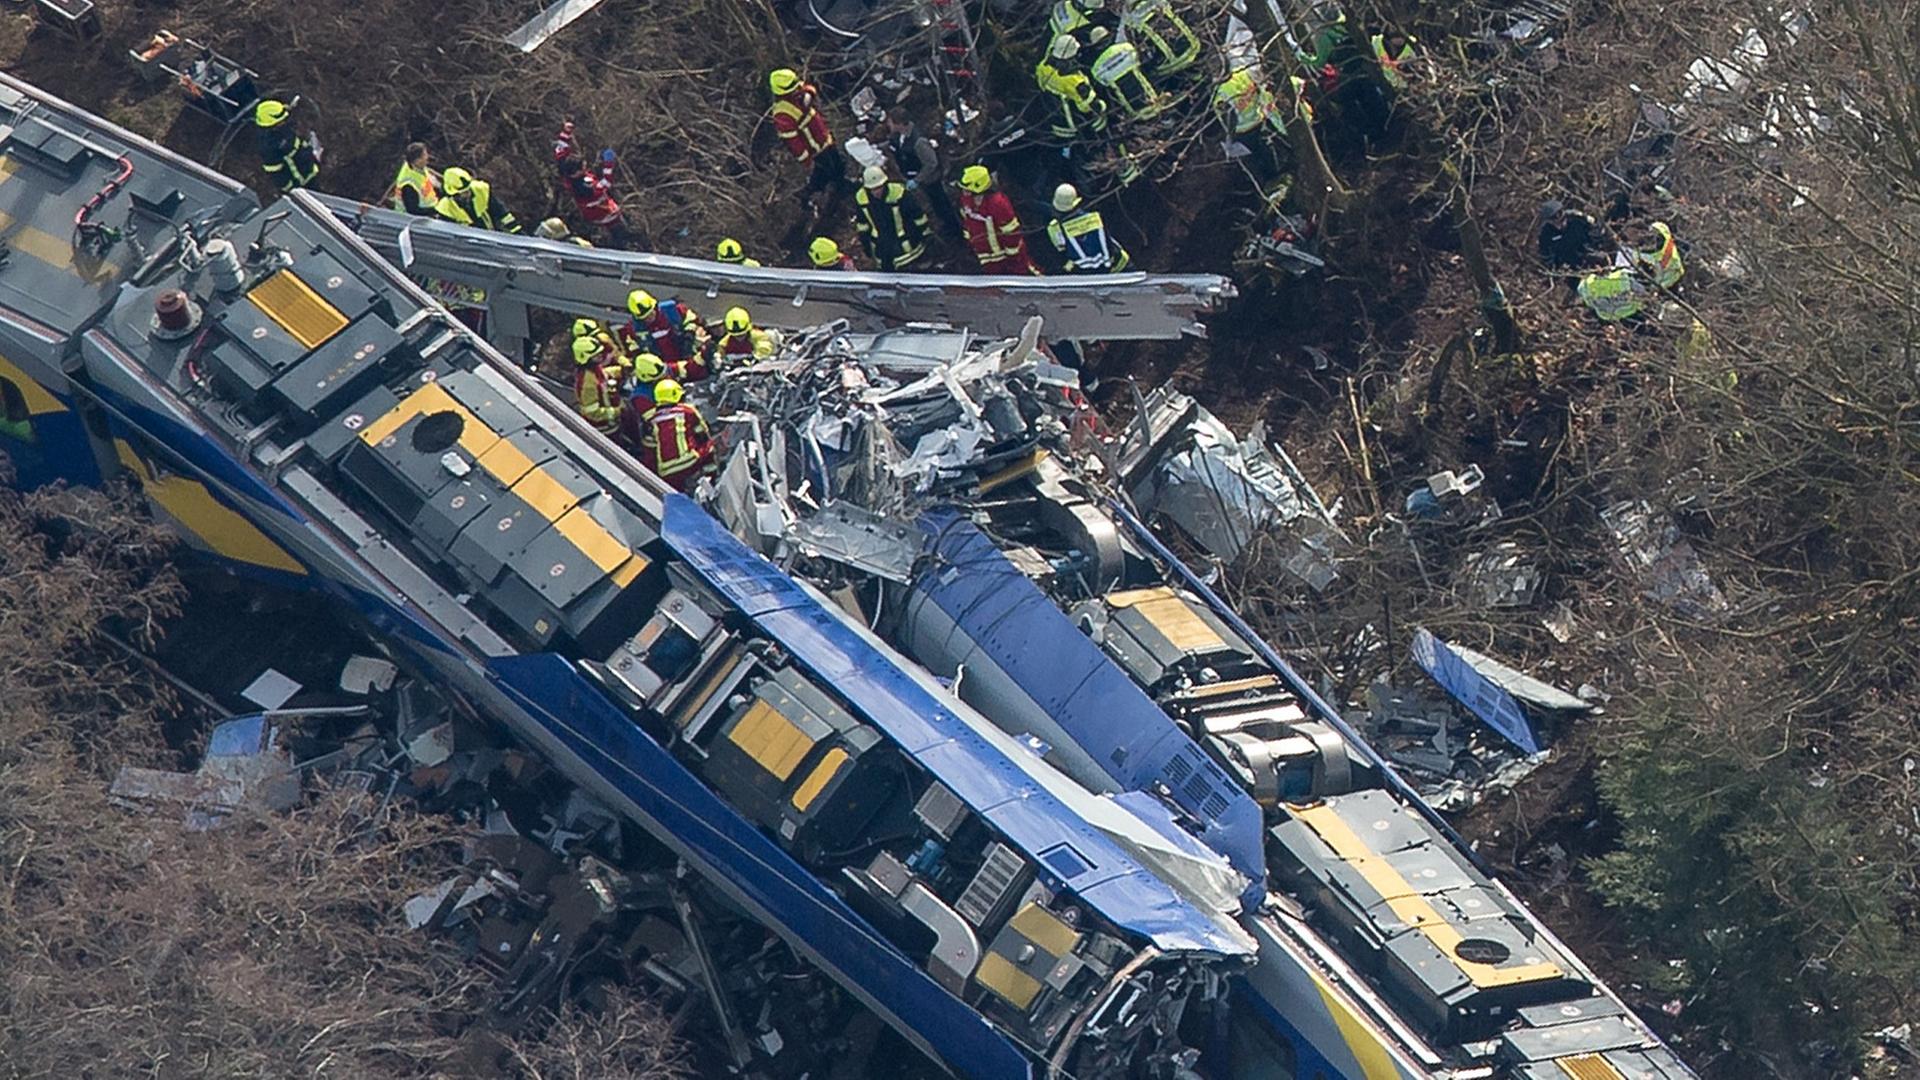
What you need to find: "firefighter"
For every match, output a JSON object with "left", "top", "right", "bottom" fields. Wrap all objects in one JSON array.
[
  {"left": 854, "top": 165, "right": 930, "bottom": 271},
  {"left": 536, "top": 218, "right": 593, "bottom": 246},
  {"left": 255, "top": 99, "right": 319, "bottom": 193},
  {"left": 434, "top": 168, "right": 522, "bottom": 234},
  {"left": 714, "top": 306, "right": 775, "bottom": 365},
  {"left": 809, "top": 236, "right": 858, "bottom": 270},
  {"left": 1126, "top": 0, "right": 1202, "bottom": 78},
  {"left": 956, "top": 165, "right": 1040, "bottom": 276},
  {"left": 1089, "top": 39, "right": 1166, "bottom": 120},
  {"left": 1046, "top": 184, "right": 1131, "bottom": 273},
  {"left": 621, "top": 351, "right": 671, "bottom": 423},
  {"left": 768, "top": 68, "right": 845, "bottom": 201},
  {"left": 1036, "top": 36, "right": 1110, "bottom": 142},
  {"left": 553, "top": 121, "right": 629, "bottom": 244},
  {"left": 387, "top": 142, "right": 438, "bottom": 216},
  {"left": 620, "top": 290, "right": 705, "bottom": 364},
  {"left": 571, "top": 317, "right": 626, "bottom": 371},
  {"left": 636, "top": 378, "right": 713, "bottom": 492},
  {"left": 572, "top": 336, "right": 625, "bottom": 435},
  {"left": 715, "top": 237, "right": 761, "bottom": 267}
]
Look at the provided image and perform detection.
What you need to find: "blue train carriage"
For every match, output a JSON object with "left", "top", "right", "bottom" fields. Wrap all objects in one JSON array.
[
  {"left": 0, "top": 73, "right": 1259, "bottom": 1077},
  {"left": 886, "top": 463, "right": 1697, "bottom": 1077}
]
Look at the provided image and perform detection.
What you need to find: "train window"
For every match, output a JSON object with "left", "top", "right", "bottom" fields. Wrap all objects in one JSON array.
[{"left": 0, "top": 376, "right": 36, "bottom": 443}]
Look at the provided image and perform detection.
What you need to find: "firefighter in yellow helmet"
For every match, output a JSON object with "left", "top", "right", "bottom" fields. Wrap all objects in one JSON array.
[
  {"left": 715, "top": 237, "right": 761, "bottom": 267},
  {"left": 434, "top": 167, "right": 522, "bottom": 234},
  {"left": 255, "top": 99, "right": 319, "bottom": 192},
  {"left": 636, "top": 377, "right": 714, "bottom": 492},
  {"left": 809, "top": 236, "right": 858, "bottom": 271},
  {"left": 571, "top": 335, "right": 626, "bottom": 435},
  {"left": 714, "top": 305, "right": 775, "bottom": 366}
]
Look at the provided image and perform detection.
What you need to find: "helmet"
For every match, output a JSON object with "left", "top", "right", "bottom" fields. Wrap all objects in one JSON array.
[
  {"left": 724, "top": 307, "right": 752, "bottom": 334},
  {"left": 653, "top": 378, "right": 685, "bottom": 405},
  {"left": 1052, "top": 183, "right": 1083, "bottom": 213},
  {"left": 1050, "top": 35, "right": 1080, "bottom": 61},
  {"left": 571, "top": 336, "right": 602, "bottom": 366},
  {"left": 627, "top": 289, "right": 657, "bottom": 318},
  {"left": 536, "top": 218, "right": 572, "bottom": 240},
  {"left": 442, "top": 167, "right": 474, "bottom": 195},
  {"left": 254, "top": 99, "right": 290, "bottom": 128},
  {"left": 570, "top": 317, "right": 600, "bottom": 339},
  {"left": 861, "top": 165, "right": 888, "bottom": 189},
  {"left": 769, "top": 68, "right": 801, "bottom": 95},
  {"left": 959, "top": 164, "right": 992, "bottom": 193},
  {"left": 809, "top": 237, "right": 842, "bottom": 267},
  {"left": 630, "top": 352, "right": 666, "bottom": 382},
  {"left": 716, "top": 237, "right": 745, "bottom": 263}
]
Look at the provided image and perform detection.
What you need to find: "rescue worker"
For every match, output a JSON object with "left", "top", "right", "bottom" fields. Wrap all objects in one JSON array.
[
  {"left": 956, "top": 165, "right": 1040, "bottom": 276},
  {"left": 853, "top": 165, "right": 930, "bottom": 271},
  {"left": 1127, "top": 0, "right": 1202, "bottom": 78},
  {"left": 714, "top": 306, "right": 776, "bottom": 365},
  {"left": 1214, "top": 65, "right": 1295, "bottom": 183},
  {"left": 1577, "top": 267, "right": 1646, "bottom": 322},
  {"left": 537, "top": 218, "right": 593, "bottom": 246},
  {"left": 636, "top": 378, "right": 713, "bottom": 493},
  {"left": 1035, "top": 37, "right": 1111, "bottom": 143},
  {"left": 255, "top": 99, "right": 319, "bottom": 193},
  {"left": 1634, "top": 220, "right": 1685, "bottom": 289},
  {"left": 1046, "top": 184, "right": 1131, "bottom": 274},
  {"left": 435, "top": 168, "right": 522, "bottom": 234},
  {"left": 621, "top": 290, "right": 705, "bottom": 364},
  {"left": 715, "top": 237, "right": 761, "bottom": 267},
  {"left": 553, "top": 121, "right": 629, "bottom": 244},
  {"left": 883, "top": 112, "right": 961, "bottom": 239},
  {"left": 809, "top": 236, "right": 858, "bottom": 271},
  {"left": 387, "top": 142, "right": 438, "bottom": 216},
  {"left": 768, "top": 68, "right": 845, "bottom": 202},
  {"left": 572, "top": 336, "right": 626, "bottom": 436},
  {"left": 1371, "top": 30, "right": 1418, "bottom": 92},
  {"left": 1089, "top": 39, "right": 1167, "bottom": 120},
  {"left": 571, "top": 317, "right": 626, "bottom": 370}
]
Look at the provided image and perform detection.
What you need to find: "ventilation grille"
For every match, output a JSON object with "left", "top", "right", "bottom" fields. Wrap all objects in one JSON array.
[
  {"left": 956, "top": 842, "right": 1026, "bottom": 927},
  {"left": 247, "top": 269, "right": 348, "bottom": 349},
  {"left": 1557, "top": 1054, "right": 1626, "bottom": 1080}
]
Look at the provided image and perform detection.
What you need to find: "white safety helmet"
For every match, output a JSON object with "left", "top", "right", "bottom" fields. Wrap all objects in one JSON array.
[
  {"left": 862, "top": 164, "right": 889, "bottom": 189},
  {"left": 1052, "top": 183, "right": 1083, "bottom": 213},
  {"left": 1050, "top": 34, "right": 1080, "bottom": 61}
]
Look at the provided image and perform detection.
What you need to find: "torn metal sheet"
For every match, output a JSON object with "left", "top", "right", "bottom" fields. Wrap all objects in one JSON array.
[
  {"left": 793, "top": 502, "right": 927, "bottom": 583},
  {"left": 1409, "top": 629, "right": 1543, "bottom": 755},
  {"left": 1461, "top": 542, "right": 1542, "bottom": 608},
  {"left": 1599, "top": 499, "right": 1728, "bottom": 618},
  {"left": 1447, "top": 643, "right": 1593, "bottom": 715},
  {"left": 110, "top": 713, "right": 301, "bottom": 828},
  {"left": 504, "top": 0, "right": 606, "bottom": 52}
]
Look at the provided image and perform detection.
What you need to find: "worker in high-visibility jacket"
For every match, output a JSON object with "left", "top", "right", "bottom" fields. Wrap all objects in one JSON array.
[
  {"left": 635, "top": 379, "right": 714, "bottom": 492},
  {"left": 553, "top": 121, "right": 629, "bottom": 244},
  {"left": 1371, "top": 30, "right": 1418, "bottom": 91},
  {"left": 714, "top": 307, "right": 776, "bottom": 366},
  {"left": 572, "top": 336, "right": 626, "bottom": 435},
  {"left": 854, "top": 165, "right": 930, "bottom": 271},
  {"left": 620, "top": 290, "right": 705, "bottom": 364},
  {"left": 957, "top": 165, "right": 1040, "bottom": 276},
  {"left": 1214, "top": 66, "right": 1300, "bottom": 183},
  {"left": 1634, "top": 221, "right": 1685, "bottom": 288},
  {"left": 255, "top": 99, "right": 319, "bottom": 192},
  {"left": 1035, "top": 37, "right": 1110, "bottom": 142},
  {"left": 387, "top": 142, "right": 439, "bottom": 215},
  {"left": 809, "top": 236, "right": 858, "bottom": 271},
  {"left": 536, "top": 218, "right": 593, "bottom": 246},
  {"left": 1577, "top": 267, "right": 1646, "bottom": 322},
  {"left": 434, "top": 168, "right": 522, "bottom": 234},
  {"left": 1089, "top": 40, "right": 1166, "bottom": 120},
  {"left": 1046, "top": 184, "right": 1131, "bottom": 273},
  {"left": 715, "top": 237, "right": 761, "bottom": 267},
  {"left": 1127, "top": 0, "right": 1201, "bottom": 78},
  {"left": 768, "top": 68, "right": 845, "bottom": 199}
]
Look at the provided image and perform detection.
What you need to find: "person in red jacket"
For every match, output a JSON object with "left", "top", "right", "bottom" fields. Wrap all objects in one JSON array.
[
  {"left": 618, "top": 290, "right": 705, "bottom": 364},
  {"left": 768, "top": 67, "right": 846, "bottom": 203},
  {"left": 955, "top": 164, "right": 1041, "bottom": 276},
  {"left": 553, "top": 121, "right": 630, "bottom": 245},
  {"left": 635, "top": 379, "right": 714, "bottom": 492}
]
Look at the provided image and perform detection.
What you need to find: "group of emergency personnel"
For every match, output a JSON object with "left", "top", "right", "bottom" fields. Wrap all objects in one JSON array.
[{"left": 1538, "top": 200, "right": 1687, "bottom": 325}]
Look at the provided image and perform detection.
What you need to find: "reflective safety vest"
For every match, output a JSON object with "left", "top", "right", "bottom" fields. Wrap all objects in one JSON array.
[
  {"left": 1036, "top": 59, "right": 1109, "bottom": 139},
  {"left": 1578, "top": 269, "right": 1645, "bottom": 321},
  {"left": 434, "top": 181, "right": 520, "bottom": 233},
  {"left": 770, "top": 89, "right": 833, "bottom": 163},
  {"left": 1371, "top": 34, "right": 1416, "bottom": 91},
  {"left": 854, "top": 183, "right": 930, "bottom": 269},
  {"left": 259, "top": 127, "right": 319, "bottom": 192},
  {"left": 574, "top": 361, "right": 625, "bottom": 433},
  {"left": 1214, "top": 68, "right": 1287, "bottom": 137},
  {"left": 1636, "top": 221, "right": 1684, "bottom": 288},
  {"left": 1090, "top": 42, "right": 1165, "bottom": 119},
  {"left": 623, "top": 301, "right": 699, "bottom": 363},
  {"left": 642, "top": 403, "right": 711, "bottom": 480},
  {"left": 1127, "top": 0, "right": 1201, "bottom": 76},
  {"left": 1047, "top": 208, "right": 1130, "bottom": 273},
  {"left": 717, "top": 328, "right": 774, "bottom": 363},
  {"left": 1049, "top": 0, "right": 1089, "bottom": 37},
  {"left": 390, "top": 162, "right": 439, "bottom": 213},
  {"left": 959, "top": 190, "right": 1031, "bottom": 266}
]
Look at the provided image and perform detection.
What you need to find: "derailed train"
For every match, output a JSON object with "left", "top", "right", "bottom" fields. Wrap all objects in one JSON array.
[{"left": 0, "top": 72, "right": 1691, "bottom": 1079}]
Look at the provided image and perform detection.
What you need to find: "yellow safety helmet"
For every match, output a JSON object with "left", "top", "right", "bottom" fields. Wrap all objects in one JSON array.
[
  {"left": 627, "top": 289, "right": 657, "bottom": 318},
  {"left": 442, "top": 167, "right": 474, "bottom": 195},
  {"left": 724, "top": 307, "right": 752, "bottom": 334},
  {"left": 809, "top": 236, "right": 842, "bottom": 267},
  {"left": 254, "top": 99, "right": 290, "bottom": 128},
  {"left": 1052, "top": 182, "right": 1083, "bottom": 213},
  {"left": 716, "top": 237, "right": 745, "bottom": 263},
  {"left": 630, "top": 352, "right": 667, "bottom": 382},
  {"left": 571, "top": 336, "right": 602, "bottom": 365},
  {"left": 570, "top": 317, "right": 601, "bottom": 339},
  {"left": 653, "top": 378, "right": 685, "bottom": 405},
  {"left": 769, "top": 68, "right": 802, "bottom": 96},
  {"left": 959, "top": 164, "right": 992, "bottom": 194}
]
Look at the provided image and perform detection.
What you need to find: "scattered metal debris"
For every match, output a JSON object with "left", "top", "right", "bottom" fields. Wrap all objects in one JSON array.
[
  {"left": 1599, "top": 499, "right": 1728, "bottom": 618},
  {"left": 1461, "top": 542, "right": 1543, "bottom": 608},
  {"left": 504, "top": 0, "right": 607, "bottom": 53}
]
